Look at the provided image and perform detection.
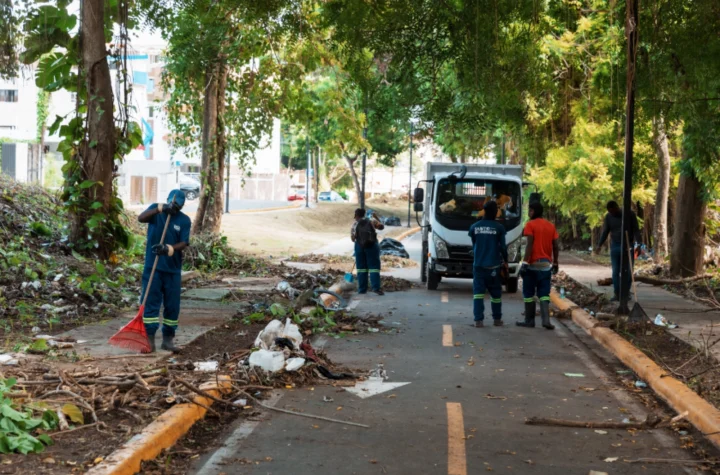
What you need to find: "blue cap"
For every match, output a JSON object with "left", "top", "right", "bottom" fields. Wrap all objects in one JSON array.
[{"left": 167, "top": 189, "right": 186, "bottom": 209}]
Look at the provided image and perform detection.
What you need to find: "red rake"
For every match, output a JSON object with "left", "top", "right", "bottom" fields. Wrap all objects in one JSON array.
[{"left": 109, "top": 199, "right": 175, "bottom": 353}]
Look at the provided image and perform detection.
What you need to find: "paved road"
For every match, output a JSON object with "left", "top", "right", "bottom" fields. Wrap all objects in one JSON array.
[{"left": 189, "top": 235, "right": 698, "bottom": 475}]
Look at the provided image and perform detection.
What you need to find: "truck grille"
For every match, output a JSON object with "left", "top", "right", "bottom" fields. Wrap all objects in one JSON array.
[{"left": 447, "top": 245, "right": 474, "bottom": 262}]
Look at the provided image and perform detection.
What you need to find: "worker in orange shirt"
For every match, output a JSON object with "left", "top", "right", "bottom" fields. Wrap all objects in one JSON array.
[{"left": 516, "top": 202, "right": 559, "bottom": 330}]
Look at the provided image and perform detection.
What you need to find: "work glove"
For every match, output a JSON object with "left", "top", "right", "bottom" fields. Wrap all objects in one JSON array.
[
  {"left": 551, "top": 263, "right": 559, "bottom": 275},
  {"left": 152, "top": 243, "right": 175, "bottom": 256},
  {"left": 519, "top": 262, "right": 529, "bottom": 278},
  {"left": 159, "top": 202, "right": 180, "bottom": 216}
]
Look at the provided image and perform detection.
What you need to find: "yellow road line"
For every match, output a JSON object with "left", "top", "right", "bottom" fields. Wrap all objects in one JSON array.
[
  {"left": 442, "top": 325, "right": 453, "bottom": 347},
  {"left": 446, "top": 402, "right": 467, "bottom": 475},
  {"left": 441, "top": 291, "right": 449, "bottom": 303}
]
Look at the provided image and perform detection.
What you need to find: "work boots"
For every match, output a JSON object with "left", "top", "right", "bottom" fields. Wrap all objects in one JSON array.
[
  {"left": 161, "top": 334, "right": 181, "bottom": 354},
  {"left": 540, "top": 301, "right": 555, "bottom": 330},
  {"left": 516, "top": 302, "right": 536, "bottom": 328}
]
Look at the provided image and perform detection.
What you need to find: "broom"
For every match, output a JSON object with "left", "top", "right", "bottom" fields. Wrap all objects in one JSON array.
[{"left": 109, "top": 200, "right": 175, "bottom": 353}]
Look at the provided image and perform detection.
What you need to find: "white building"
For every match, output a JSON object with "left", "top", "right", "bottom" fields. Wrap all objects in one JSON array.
[
  {"left": 0, "top": 74, "right": 42, "bottom": 182},
  {"left": 1, "top": 35, "right": 285, "bottom": 204}
]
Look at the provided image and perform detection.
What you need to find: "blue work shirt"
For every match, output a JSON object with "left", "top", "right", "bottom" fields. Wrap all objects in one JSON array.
[
  {"left": 468, "top": 219, "right": 508, "bottom": 268},
  {"left": 143, "top": 203, "right": 192, "bottom": 274}
]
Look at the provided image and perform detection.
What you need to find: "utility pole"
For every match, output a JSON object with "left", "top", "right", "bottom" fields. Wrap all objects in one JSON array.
[
  {"left": 407, "top": 121, "right": 413, "bottom": 228},
  {"left": 224, "top": 149, "right": 230, "bottom": 213},
  {"left": 305, "top": 127, "right": 310, "bottom": 209},
  {"left": 618, "top": 0, "right": 639, "bottom": 315}
]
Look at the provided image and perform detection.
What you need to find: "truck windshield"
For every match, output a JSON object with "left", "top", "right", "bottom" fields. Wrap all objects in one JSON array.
[{"left": 435, "top": 178, "right": 522, "bottom": 231}]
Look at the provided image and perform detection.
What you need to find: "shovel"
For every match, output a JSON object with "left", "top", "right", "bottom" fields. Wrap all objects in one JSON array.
[
  {"left": 345, "top": 262, "right": 356, "bottom": 283},
  {"left": 625, "top": 232, "right": 650, "bottom": 322}
]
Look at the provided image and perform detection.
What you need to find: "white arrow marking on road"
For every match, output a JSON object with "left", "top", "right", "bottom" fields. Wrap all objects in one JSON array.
[{"left": 346, "top": 377, "right": 411, "bottom": 399}]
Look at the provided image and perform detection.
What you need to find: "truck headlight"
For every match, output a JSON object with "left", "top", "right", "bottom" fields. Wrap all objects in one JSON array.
[
  {"left": 508, "top": 239, "right": 521, "bottom": 262},
  {"left": 433, "top": 234, "right": 450, "bottom": 259}
]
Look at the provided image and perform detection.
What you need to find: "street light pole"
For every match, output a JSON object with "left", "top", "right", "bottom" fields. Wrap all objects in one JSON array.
[
  {"left": 618, "top": 0, "right": 639, "bottom": 315},
  {"left": 305, "top": 128, "right": 310, "bottom": 209},
  {"left": 407, "top": 121, "right": 413, "bottom": 228}
]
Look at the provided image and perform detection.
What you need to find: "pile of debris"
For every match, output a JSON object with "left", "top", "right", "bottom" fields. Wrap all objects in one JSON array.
[
  {"left": 0, "top": 175, "right": 145, "bottom": 339},
  {"left": 286, "top": 253, "right": 416, "bottom": 269},
  {"left": 247, "top": 319, "right": 357, "bottom": 380}
]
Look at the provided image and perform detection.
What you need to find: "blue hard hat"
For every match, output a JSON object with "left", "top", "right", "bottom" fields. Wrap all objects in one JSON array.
[{"left": 167, "top": 189, "right": 186, "bottom": 209}]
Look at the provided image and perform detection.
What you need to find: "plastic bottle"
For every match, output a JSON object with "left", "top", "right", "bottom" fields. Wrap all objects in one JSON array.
[{"left": 560, "top": 287, "right": 566, "bottom": 299}]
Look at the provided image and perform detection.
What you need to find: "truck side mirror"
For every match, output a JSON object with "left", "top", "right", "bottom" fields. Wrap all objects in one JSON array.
[
  {"left": 413, "top": 187, "right": 424, "bottom": 203},
  {"left": 414, "top": 202, "right": 424, "bottom": 212},
  {"left": 529, "top": 192, "right": 542, "bottom": 205}
]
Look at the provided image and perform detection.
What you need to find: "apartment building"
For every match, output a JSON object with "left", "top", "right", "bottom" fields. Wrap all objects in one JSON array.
[{"left": 1, "top": 36, "right": 285, "bottom": 204}]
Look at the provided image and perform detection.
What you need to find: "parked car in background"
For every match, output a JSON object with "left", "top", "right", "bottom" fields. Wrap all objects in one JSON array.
[
  {"left": 318, "top": 191, "right": 346, "bottom": 202},
  {"left": 179, "top": 173, "right": 201, "bottom": 200},
  {"left": 288, "top": 189, "right": 307, "bottom": 201}
]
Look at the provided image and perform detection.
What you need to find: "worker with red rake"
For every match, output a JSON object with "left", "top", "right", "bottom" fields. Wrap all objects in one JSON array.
[{"left": 137, "top": 190, "right": 191, "bottom": 353}]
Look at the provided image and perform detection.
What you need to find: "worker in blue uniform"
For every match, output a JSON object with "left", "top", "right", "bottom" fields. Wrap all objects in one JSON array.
[
  {"left": 137, "top": 189, "right": 192, "bottom": 353},
  {"left": 468, "top": 200, "right": 508, "bottom": 328}
]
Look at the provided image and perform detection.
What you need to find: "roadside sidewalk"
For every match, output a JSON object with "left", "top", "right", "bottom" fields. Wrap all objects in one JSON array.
[{"left": 561, "top": 253, "right": 720, "bottom": 359}]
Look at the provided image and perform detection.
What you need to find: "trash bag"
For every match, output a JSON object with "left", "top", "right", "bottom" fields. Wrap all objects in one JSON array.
[
  {"left": 248, "top": 350, "right": 286, "bottom": 372},
  {"left": 285, "top": 357, "right": 306, "bottom": 372},
  {"left": 254, "top": 319, "right": 302, "bottom": 350},
  {"left": 254, "top": 320, "right": 284, "bottom": 350},
  {"left": 379, "top": 238, "right": 410, "bottom": 259},
  {"left": 383, "top": 216, "right": 401, "bottom": 227}
]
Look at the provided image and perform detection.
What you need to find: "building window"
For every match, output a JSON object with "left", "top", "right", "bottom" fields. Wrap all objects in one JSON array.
[
  {"left": 148, "top": 106, "right": 154, "bottom": 118},
  {"left": 0, "top": 90, "right": 18, "bottom": 102}
]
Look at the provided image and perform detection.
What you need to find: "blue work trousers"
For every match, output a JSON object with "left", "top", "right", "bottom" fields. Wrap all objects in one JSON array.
[
  {"left": 355, "top": 242, "right": 381, "bottom": 293},
  {"left": 472, "top": 267, "right": 503, "bottom": 321},
  {"left": 140, "top": 270, "right": 181, "bottom": 338},
  {"left": 610, "top": 242, "right": 634, "bottom": 299},
  {"left": 522, "top": 266, "right": 552, "bottom": 306}
]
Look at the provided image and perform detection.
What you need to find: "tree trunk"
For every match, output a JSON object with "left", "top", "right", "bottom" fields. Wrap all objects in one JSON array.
[
  {"left": 652, "top": 116, "right": 671, "bottom": 263},
  {"left": 76, "top": 0, "right": 116, "bottom": 259},
  {"left": 193, "top": 61, "right": 227, "bottom": 235},
  {"left": 345, "top": 154, "right": 361, "bottom": 205},
  {"left": 670, "top": 170, "right": 706, "bottom": 277}
]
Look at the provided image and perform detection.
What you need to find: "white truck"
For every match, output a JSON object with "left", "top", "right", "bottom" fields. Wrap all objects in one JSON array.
[{"left": 413, "top": 163, "right": 530, "bottom": 292}]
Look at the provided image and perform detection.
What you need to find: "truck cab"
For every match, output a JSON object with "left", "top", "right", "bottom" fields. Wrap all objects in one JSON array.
[{"left": 414, "top": 163, "right": 525, "bottom": 292}]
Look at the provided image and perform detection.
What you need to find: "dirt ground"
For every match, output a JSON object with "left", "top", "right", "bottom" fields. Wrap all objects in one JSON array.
[{"left": 220, "top": 201, "right": 411, "bottom": 257}]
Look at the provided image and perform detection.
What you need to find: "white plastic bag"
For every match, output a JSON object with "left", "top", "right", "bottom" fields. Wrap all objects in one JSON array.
[
  {"left": 253, "top": 320, "right": 284, "bottom": 350},
  {"left": 282, "top": 318, "right": 303, "bottom": 350},
  {"left": 285, "top": 357, "right": 306, "bottom": 372},
  {"left": 248, "top": 350, "right": 286, "bottom": 372}
]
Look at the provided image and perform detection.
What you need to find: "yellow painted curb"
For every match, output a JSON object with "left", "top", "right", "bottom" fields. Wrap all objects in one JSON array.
[
  {"left": 229, "top": 202, "right": 302, "bottom": 214},
  {"left": 396, "top": 226, "right": 421, "bottom": 242},
  {"left": 551, "top": 291, "right": 720, "bottom": 450},
  {"left": 87, "top": 376, "right": 232, "bottom": 475}
]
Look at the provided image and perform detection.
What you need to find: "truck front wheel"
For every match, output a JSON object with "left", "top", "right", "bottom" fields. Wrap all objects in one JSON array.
[
  {"left": 505, "top": 277, "right": 519, "bottom": 294},
  {"left": 427, "top": 263, "right": 440, "bottom": 290}
]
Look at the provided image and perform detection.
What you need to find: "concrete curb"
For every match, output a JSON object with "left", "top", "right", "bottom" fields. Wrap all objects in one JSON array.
[
  {"left": 550, "top": 291, "right": 720, "bottom": 450},
  {"left": 229, "top": 202, "right": 302, "bottom": 214},
  {"left": 87, "top": 376, "right": 232, "bottom": 475},
  {"left": 396, "top": 226, "right": 421, "bottom": 242}
]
